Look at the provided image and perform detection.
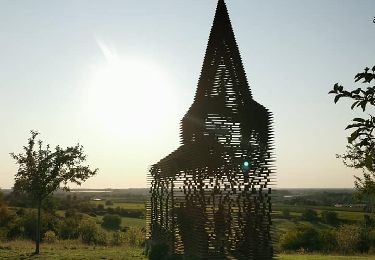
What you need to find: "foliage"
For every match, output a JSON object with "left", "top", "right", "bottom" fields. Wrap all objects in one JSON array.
[
  {"left": 300, "top": 209, "right": 318, "bottom": 222},
  {"left": 105, "top": 200, "right": 114, "bottom": 206},
  {"left": 336, "top": 224, "right": 362, "bottom": 254},
  {"left": 319, "top": 229, "right": 338, "bottom": 253},
  {"left": 10, "top": 130, "right": 98, "bottom": 202},
  {"left": 78, "top": 218, "right": 98, "bottom": 244},
  {"left": 43, "top": 230, "right": 58, "bottom": 243},
  {"left": 0, "top": 204, "right": 12, "bottom": 226},
  {"left": 321, "top": 211, "right": 339, "bottom": 226},
  {"left": 21, "top": 209, "right": 58, "bottom": 240},
  {"left": 282, "top": 208, "right": 291, "bottom": 219},
  {"left": 58, "top": 217, "right": 80, "bottom": 240},
  {"left": 10, "top": 130, "right": 97, "bottom": 254},
  {"left": 329, "top": 66, "right": 375, "bottom": 211},
  {"left": 148, "top": 242, "right": 170, "bottom": 260},
  {"left": 280, "top": 225, "right": 323, "bottom": 252},
  {"left": 101, "top": 214, "right": 122, "bottom": 230},
  {"left": 124, "top": 227, "right": 145, "bottom": 247},
  {"left": 111, "top": 231, "right": 126, "bottom": 246}
]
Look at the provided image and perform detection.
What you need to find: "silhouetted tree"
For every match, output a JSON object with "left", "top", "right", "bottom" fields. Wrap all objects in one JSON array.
[
  {"left": 330, "top": 66, "right": 375, "bottom": 212},
  {"left": 10, "top": 130, "right": 98, "bottom": 254}
]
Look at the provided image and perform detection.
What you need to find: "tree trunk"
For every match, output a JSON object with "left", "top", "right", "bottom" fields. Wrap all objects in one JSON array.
[{"left": 35, "top": 199, "right": 41, "bottom": 254}]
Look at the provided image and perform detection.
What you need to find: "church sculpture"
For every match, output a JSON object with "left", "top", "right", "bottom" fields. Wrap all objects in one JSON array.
[{"left": 147, "top": 0, "right": 274, "bottom": 258}]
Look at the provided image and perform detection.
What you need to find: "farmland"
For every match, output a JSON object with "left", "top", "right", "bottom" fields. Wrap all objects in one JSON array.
[{"left": 1, "top": 188, "right": 375, "bottom": 259}]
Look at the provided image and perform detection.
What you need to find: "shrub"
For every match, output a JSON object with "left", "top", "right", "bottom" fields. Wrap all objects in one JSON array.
[
  {"left": 300, "top": 209, "right": 318, "bottom": 222},
  {"left": 5, "top": 216, "right": 24, "bottom": 239},
  {"left": 105, "top": 200, "right": 114, "bottom": 206},
  {"left": 148, "top": 242, "right": 169, "bottom": 260},
  {"left": 280, "top": 225, "right": 322, "bottom": 251},
  {"left": 95, "top": 229, "right": 110, "bottom": 246},
  {"left": 112, "top": 231, "right": 126, "bottom": 246},
  {"left": 44, "top": 230, "right": 57, "bottom": 243},
  {"left": 0, "top": 204, "right": 13, "bottom": 226},
  {"left": 21, "top": 209, "right": 58, "bottom": 240},
  {"left": 281, "top": 209, "right": 290, "bottom": 219},
  {"left": 125, "top": 227, "right": 145, "bottom": 247},
  {"left": 102, "top": 214, "right": 121, "bottom": 230},
  {"left": 58, "top": 217, "right": 80, "bottom": 240},
  {"left": 321, "top": 211, "right": 339, "bottom": 226},
  {"left": 79, "top": 218, "right": 98, "bottom": 244},
  {"left": 336, "top": 224, "right": 362, "bottom": 254},
  {"left": 319, "top": 229, "right": 337, "bottom": 252}
]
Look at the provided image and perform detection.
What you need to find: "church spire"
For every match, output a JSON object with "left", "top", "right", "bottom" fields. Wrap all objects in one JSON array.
[{"left": 195, "top": 0, "right": 251, "bottom": 101}]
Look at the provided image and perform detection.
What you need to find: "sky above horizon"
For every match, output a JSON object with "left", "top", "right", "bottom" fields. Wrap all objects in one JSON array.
[{"left": 1, "top": 0, "right": 375, "bottom": 189}]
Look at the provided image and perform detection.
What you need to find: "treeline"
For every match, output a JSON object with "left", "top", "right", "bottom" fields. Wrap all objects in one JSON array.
[
  {"left": 273, "top": 189, "right": 358, "bottom": 207},
  {"left": 4, "top": 192, "right": 145, "bottom": 219},
  {"left": 0, "top": 198, "right": 144, "bottom": 247},
  {"left": 279, "top": 223, "right": 375, "bottom": 254},
  {"left": 277, "top": 208, "right": 375, "bottom": 254}
]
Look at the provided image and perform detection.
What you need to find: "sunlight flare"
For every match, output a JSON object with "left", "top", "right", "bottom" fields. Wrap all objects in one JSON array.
[{"left": 84, "top": 40, "right": 176, "bottom": 141}]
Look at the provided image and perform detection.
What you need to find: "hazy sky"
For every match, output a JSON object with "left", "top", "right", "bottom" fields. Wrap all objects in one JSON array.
[{"left": 1, "top": 0, "right": 375, "bottom": 189}]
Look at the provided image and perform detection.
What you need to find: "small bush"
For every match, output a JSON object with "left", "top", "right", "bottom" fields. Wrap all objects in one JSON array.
[
  {"left": 281, "top": 209, "right": 290, "bottom": 219},
  {"left": 280, "top": 225, "right": 322, "bottom": 251},
  {"left": 44, "top": 230, "right": 57, "bottom": 243},
  {"left": 111, "top": 231, "right": 126, "bottom": 246},
  {"left": 336, "top": 224, "right": 362, "bottom": 254},
  {"left": 102, "top": 214, "right": 121, "bottom": 230},
  {"left": 95, "top": 229, "right": 110, "bottom": 246},
  {"left": 300, "top": 209, "right": 318, "bottom": 222},
  {"left": 319, "top": 229, "right": 337, "bottom": 252},
  {"left": 105, "top": 200, "right": 114, "bottom": 206},
  {"left": 321, "top": 211, "right": 339, "bottom": 226},
  {"left": 58, "top": 217, "right": 80, "bottom": 240},
  {"left": 149, "top": 242, "right": 169, "bottom": 260},
  {"left": 79, "top": 218, "right": 98, "bottom": 244},
  {"left": 125, "top": 227, "right": 144, "bottom": 247}
]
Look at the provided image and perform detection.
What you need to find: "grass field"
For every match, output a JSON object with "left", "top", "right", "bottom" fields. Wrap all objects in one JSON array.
[
  {"left": 1, "top": 241, "right": 375, "bottom": 260},
  {"left": 279, "top": 255, "right": 375, "bottom": 260},
  {"left": 0, "top": 240, "right": 146, "bottom": 260}
]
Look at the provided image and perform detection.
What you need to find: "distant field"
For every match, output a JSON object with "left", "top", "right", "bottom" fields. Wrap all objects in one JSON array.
[{"left": 92, "top": 201, "right": 145, "bottom": 210}]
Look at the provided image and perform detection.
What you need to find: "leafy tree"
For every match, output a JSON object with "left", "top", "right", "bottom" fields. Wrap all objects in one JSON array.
[
  {"left": 336, "top": 224, "right": 362, "bottom": 254},
  {"left": 79, "top": 217, "right": 99, "bottom": 244},
  {"left": 321, "top": 211, "right": 339, "bottom": 226},
  {"left": 300, "top": 209, "right": 318, "bottom": 222},
  {"left": 280, "top": 225, "right": 323, "bottom": 252},
  {"left": 329, "top": 66, "right": 375, "bottom": 212},
  {"left": 101, "top": 214, "right": 122, "bottom": 230},
  {"left": 10, "top": 130, "right": 98, "bottom": 254}
]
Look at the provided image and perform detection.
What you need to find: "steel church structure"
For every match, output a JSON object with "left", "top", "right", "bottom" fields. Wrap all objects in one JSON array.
[{"left": 147, "top": 0, "right": 275, "bottom": 258}]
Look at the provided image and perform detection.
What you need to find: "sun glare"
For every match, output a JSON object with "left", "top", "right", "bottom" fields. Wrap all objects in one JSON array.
[{"left": 85, "top": 41, "right": 177, "bottom": 141}]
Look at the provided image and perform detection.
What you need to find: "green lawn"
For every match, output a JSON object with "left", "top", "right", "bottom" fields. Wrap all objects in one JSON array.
[
  {"left": 0, "top": 240, "right": 146, "bottom": 260},
  {"left": 279, "top": 254, "right": 375, "bottom": 260},
  {"left": 2, "top": 241, "right": 375, "bottom": 260}
]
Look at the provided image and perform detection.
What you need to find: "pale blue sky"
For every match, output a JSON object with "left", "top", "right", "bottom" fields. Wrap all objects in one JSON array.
[{"left": 0, "top": 0, "right": 374, "bottom": 189}]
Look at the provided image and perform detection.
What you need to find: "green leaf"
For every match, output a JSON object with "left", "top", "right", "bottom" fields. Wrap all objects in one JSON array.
[
  {"left": 348, "top": 131, "right": 359, "bottom": 144},
  {"left": 353, "top": 118, "right": 366, "bottom": 122},
  {"left": 345, "top": 123, "right": 361, "bottom": 130},
  {"left": 334, "top": 94, "right": 342, "bottom": 104},
  {"left": 351, "top": 101, "right": 359, "bottom": 109}
]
